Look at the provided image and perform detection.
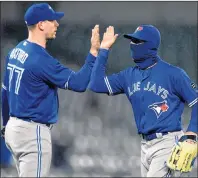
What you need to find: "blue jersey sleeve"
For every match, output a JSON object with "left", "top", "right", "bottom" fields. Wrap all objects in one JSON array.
[
  {"left": 1, "top": 55, "right": 10, "bottom": 126},
  {"left": 36, "top": 56, "right": 73, "bottom": 89},
  {"left": 187, "top": 103, "right": 198, "bottom": 133},
  {"left": 89, "top": 49, "right": 125, "bottom": 95},
  {"left": 173, "top": 69, "right": 197, "bottom": 107},
  {"left": 173, "top": 68, "right": 198, "bottom": 133},
  {"left": 2, "top": 55, "right": 9, "bottom": 90},
  {"left": 36, "top": 53, "right": 95, "bottom": 91},
  {"left": 67, "top": 53, "right": 96, "bottom": 92}
]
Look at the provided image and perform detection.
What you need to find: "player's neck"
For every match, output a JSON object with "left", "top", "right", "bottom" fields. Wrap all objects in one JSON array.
[{"left": 27, "top": 32, "right": 47, "bottom": 48}]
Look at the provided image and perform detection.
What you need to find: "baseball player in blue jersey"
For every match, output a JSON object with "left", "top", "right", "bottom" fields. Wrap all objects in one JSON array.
[
  {"left": 89, "top": 25, "right": 197, "bottom": 177},
  {"left": 1, "top": 3, "right": 100, "bottom": 177}
]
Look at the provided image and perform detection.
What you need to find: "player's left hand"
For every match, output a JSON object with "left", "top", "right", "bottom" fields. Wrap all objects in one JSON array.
[
  {"left": 166, "top": 134, "right": 197, "bottom": 173},
  {"left": 1, "top": 126, "right": 5, "bottom": 139},
  {"left": 100, "top": 26, "right": 118, "bottom": 50}
]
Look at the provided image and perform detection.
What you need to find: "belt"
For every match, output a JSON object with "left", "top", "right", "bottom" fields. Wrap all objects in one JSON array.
[
  {"left": 140, "top": 132, "right": 169, "bottom": 141},
  {"left": 14, "top": 117, "right": 53, "bottom": 130}
]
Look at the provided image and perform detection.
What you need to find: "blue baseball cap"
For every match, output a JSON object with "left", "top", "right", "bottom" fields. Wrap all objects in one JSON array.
[
  {"left": 24, "top": 3, "right": 64, "bottom": 26},
  {"left": 124, "top": 25, "right": 161, "bottom": 49}
]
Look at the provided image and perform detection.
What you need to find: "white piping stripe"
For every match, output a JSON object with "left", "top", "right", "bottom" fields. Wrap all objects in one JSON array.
[
  {"left": 64, "top": 81, "right": 68, "bottom": 90},
  {"left": 36, "top": 126, "right": 39, "bottom": 177},
  {"left": 36, "top": 126, "right": 42, "bottom": 178},
  {"left": 64, "top": 71, "right": 74, "bottom": 90},
  {"left": 105, "top": 77, "right": 113, "bottom": 95},
  {"left": 188, "top": 98, "right": 198, "bottom": 107},
  {"left": 2, "top": 83, "right": 7, "bottom": 90},
  {"left": 190, "top": 99, "right": 198, "bottom": 105},
  {"left": 39, "top": 126, "right": 42, "bottom": 177},
  {"left": 104, "top": 77, "right": 111, "bottom": 94},
  {"left": 104, "top": 76, "right": 113, "bottom": 95}
]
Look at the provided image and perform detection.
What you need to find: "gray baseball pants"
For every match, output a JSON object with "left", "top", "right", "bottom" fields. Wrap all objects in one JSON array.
[
  {"left": 140, "top": 130, "right": 184, "bottom": 177},
  {"left": 4, "top": 117, "right": 52, "bottom": 177}
]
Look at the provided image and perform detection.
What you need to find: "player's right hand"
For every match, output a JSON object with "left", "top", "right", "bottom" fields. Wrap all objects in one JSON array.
[
  {"left": 100, "top": 26, "right": 118, "bottom": 50},
  {"left": 90, "top": 24, "right": 100, "bottom": 57},
  {"left": 1, "top": 126, "right": 5, "bottom": 139}
]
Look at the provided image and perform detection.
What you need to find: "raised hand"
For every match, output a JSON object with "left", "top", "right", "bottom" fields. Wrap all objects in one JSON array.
[
  {"left": 100, "top": 26, "right": 118, "bottom": 50},
  {"left": 90, "top": 24, "right": 100, "bottom": 57}
]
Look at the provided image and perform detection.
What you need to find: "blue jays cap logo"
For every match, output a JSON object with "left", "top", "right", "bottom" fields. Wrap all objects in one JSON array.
[
  {"left": 135, "top": 26, "right": 143, "bottom": 33},
  {"left": 148, "top": 100, "right": 169, "bottom": 118}
]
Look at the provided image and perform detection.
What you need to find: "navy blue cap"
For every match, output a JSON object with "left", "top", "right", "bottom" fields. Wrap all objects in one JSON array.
[
  {"left": 124, "top": 25, "right": 161, "bottom": 48},
  {"left": 24, "top": 3, "right": 64, "bottom": 26}
]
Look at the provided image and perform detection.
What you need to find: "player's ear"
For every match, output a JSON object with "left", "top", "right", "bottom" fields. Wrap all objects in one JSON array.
[{"left": 37, "top": 21, "right": 45, "bottom": 31}]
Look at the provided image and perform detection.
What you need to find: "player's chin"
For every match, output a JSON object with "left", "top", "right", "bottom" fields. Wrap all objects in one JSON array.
[
  {"left": 52, "top": 35, "right": 56, "bottom": 39},
  {"left": 47, "top": 35, "right": 56, "bottom": 40}
]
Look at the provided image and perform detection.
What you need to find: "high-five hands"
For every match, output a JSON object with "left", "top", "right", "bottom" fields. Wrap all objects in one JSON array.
[
  {"left": 90, "top": 25, "right": 118, "bottom": 55},
  {"left": 90, "top": 24, "right": 100, "bottom": 57},
  {"left": 100, "top": 26, "right": 118, "bottom": 50}
]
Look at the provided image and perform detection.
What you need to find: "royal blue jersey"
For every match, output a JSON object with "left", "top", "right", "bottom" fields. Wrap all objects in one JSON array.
[
  {"left": 89, "top": 49, "right": 198, "bottom": 134},
  {"left": 2, "top": 40, "right": 95, "bottom": 125}
]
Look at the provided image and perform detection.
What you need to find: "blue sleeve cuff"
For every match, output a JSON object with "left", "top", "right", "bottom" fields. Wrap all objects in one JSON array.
[
  {"left": 97, "top": 48, "right": 109, "bottom": 65},
  {"left": 86, "top": 52, "right": 96, "bottom": 63},
  {"left": 187, "top": 126, "right": 198, "bottom": 134},
  {"left": 186, "top": 103, "right": 198, "bottom": 134}
]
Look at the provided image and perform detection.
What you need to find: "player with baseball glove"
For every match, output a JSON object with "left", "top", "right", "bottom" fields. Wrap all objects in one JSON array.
[{"left": 89, "top": 25, "right": 197, "bottom": 177}]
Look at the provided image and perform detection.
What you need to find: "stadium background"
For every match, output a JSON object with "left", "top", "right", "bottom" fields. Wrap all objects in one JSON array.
[{"left": 1, "top": 1, "right": 197, "bottom": 177}]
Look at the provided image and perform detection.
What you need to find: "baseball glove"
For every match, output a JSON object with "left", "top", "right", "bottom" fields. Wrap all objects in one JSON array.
[{"left": 166, "top": 135, "right": 197, "bottom": 173}]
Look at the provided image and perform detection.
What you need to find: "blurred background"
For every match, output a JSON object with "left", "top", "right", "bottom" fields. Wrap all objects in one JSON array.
[{"left": 0, "top": 1, "right": 197, "bottom": 177}]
